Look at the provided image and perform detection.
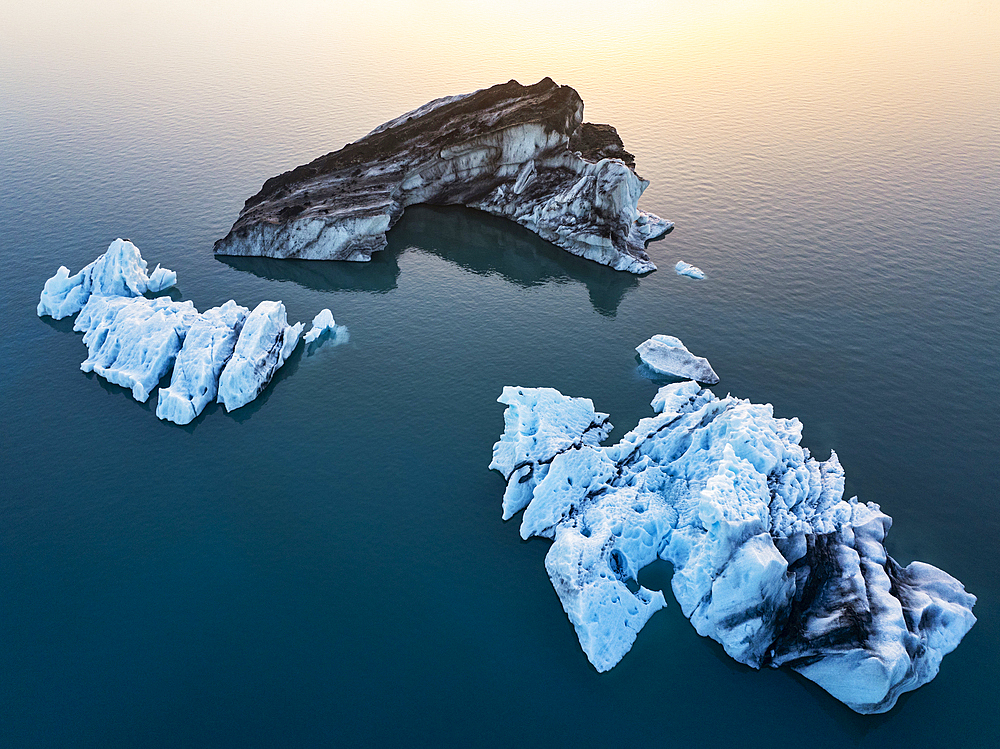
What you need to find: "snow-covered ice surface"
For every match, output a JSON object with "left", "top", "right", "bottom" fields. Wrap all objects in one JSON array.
[
  {"left": 74, "top": 295, "right": 199, "bottom": 402},
  {"left": 155, "top": 301, "right": 249, "bottom": 424},
  {"left": 216, "top": 301, "right": 303, "bottom": 413},
  {"left": 636, "top": 334, "right": 719, "bottom": 384},
  {"left": 490, "top": 382, "right": 976, "bottom": 714},
  {"left": 675, "top": 260, "right": 705, "bottom": 279},
  {"left": 303, "top": 308, "right": 335, "bottom": 344},
  {"left": 37, "top": 239, "right": 176, "bottom": 319}
]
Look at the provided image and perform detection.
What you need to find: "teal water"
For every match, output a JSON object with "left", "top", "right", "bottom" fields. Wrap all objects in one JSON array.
[{"left": 2, "top": 2, "right": 998, "bottom": 746}]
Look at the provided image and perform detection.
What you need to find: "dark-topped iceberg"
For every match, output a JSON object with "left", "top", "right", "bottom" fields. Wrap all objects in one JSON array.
[
  {"left": 489, "top": 381, "right": 976, "bottom": 714},
  {"left": 214, "top": 78, "right": 672, "bottom": 273}
]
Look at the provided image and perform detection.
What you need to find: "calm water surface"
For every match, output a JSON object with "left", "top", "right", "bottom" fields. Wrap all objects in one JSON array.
[{"left": 2, "top": 1, "right": 998, "bottom": 746}]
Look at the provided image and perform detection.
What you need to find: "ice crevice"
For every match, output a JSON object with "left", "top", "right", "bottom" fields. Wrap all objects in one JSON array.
[
  {"left": 38, "top": 239, "right": 345, "bottom": 423},
  {"left": 490, "top": 379, "right": 976, "bottom": 714}
]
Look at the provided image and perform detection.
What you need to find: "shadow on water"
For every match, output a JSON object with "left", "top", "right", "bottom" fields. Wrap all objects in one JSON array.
[
  {"left": 218, "top": 249, "right": 402, "bottom": 294},
  {"left": 217, "top": 204, "right": 643, "bottom": 317},
  {"left": 226, "top": 342, "right": 305, "bottom": 424}
]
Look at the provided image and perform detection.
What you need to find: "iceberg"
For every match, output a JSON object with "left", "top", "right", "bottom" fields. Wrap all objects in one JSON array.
[
  {"left": 155, "top": 301, "right": 249, "bottom": 424},
  {"left": 146, "top": 264, "right": 178, "bottom": 293},
  {"left": 675, "top": 260, "right": 705, "bottom": 279},
  {"left": 214, "top": 78, "right": 673, "bottom": 274},
  {"left": 303, "top": 308, "right": 336, "bottom": 344},
  {"left": 216, "top": 301, "right": 303, "bottom": 412},
  {"left": 636, "top": 334, "right": 719, "bottom": 384},
  {"left": 37, "top": 239, "right": 177, "bottom": 319},
  {"left": 490, "top": 382, "right": 976, "bottom": 714},
  {"left": 74, "top": 295, "right": 199, "bottom": 402}
]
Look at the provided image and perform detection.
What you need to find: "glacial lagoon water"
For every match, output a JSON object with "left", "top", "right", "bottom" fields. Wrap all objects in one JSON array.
[{"left": 1, "top": 1, "right": 998, "bottom": 745}]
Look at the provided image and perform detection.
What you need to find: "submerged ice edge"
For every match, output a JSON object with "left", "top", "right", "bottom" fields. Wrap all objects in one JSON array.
[
  {"left": 38, "top": 240, "right": 342, "bottom": 423},
  {"left": 489, "top": 382, "right": 976, "bottom": 714}
]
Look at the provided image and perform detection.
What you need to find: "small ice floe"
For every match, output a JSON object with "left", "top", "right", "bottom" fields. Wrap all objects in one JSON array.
[
  {"left": 303, "top": 308, "right": 336, "bottom": 344},
  {"left": 146, "top": 264, "right": 178, "bottom": 293},
  {"left": 636, "top": 334, "right": 719, "bottom": 384},
  {"left": 37, "top": 239, "right": 178, "bottom": 319},
  {"left": 675, "top": 260, "right": 705, "bottom": 279}
]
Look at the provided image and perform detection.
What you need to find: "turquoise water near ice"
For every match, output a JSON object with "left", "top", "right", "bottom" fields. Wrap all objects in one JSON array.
[{"left": 1, "top": 2, "right": 998, "bottom": 745}]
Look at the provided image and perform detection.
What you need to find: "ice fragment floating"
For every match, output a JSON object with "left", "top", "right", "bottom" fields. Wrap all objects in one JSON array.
[
  {"left": 303, "top": 308, "right": 336, "bottom": 344},
  {"left": 636, "top": 334, "right": 719, "bottom": 384},
  {"left": 38, "top": 240, "right": 340, "bottom": 421}
]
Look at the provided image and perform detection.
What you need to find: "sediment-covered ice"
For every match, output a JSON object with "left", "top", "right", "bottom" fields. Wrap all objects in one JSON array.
[
  {"left": 74, "top": 295, "right": 199, "bottom": 402},
  {"left": 490, "top": 382, "right": 976, "bottom": 713},
  {"left": 636, "top": 334, "right": 719, "bottom": 384},
  {"left": 155, "top": 301, "right": 249, "bottom": 424},
  {"left": 216, "top": 301, "right": 303, "bottom": 412},
  {"left": 37, "top": 239, "right": 176, "bottom": 319},
  {"left": 303, "top": 308, "right": 336, "bottom": 344},
  {"left": 675, "top": 260, "right": 705, "bottom": 279}
]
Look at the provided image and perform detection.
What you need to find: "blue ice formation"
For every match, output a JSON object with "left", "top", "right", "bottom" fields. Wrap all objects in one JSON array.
[
  {"left": 38, "top": 239, "right": 337, "bottom": 423},
  {"left": 490, "top": 381, "right": 976, "bottom": 714},
  {"left": 675, "top": 260, "right": 705, "bottom": 279}
]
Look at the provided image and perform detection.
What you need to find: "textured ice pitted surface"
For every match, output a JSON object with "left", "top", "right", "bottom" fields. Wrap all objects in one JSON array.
[
  {"left": 675, "top": 260, "right": 705, "bottom": 279},
  {"left": 490, "top": 382, "right": 976, "bottom": 713},
  {"left": 303, "top": 308, "right": 335, "bottom": 344},
  {"left": 214, "top": 78, "right": 672, "bottom": 274},
  {"left": 216, "top": 301, "right": 303, "bottom": 412},
  {"left": 155, "top": 301, "right": 249, "bottom": 424},
  {"left": 37, "top": 239, "right": 177, "bottom": 319},
  {"left": 74, "top": 295, "right": 199, "bottom": 402},
  {"left": 636, "top": 334, "right": 719, "bottom": 384}
]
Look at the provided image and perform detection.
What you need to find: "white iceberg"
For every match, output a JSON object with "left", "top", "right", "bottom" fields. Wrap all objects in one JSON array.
[
  {"left": 636, "top": 334, "right": 719, "bottom": 384},
  {"left": 675, "top": 260, "right": 705, "bottom": 279},
  {"left": 36, "top": 245, "right": 335, "bottom": 420},
  {"left": 155, "top": 301, "right": 249, "bottom": 424},
  {"left": 146, "top": 264, "right": 178, "bottom": 293},
  {"left": 303, "top": 308, "right": 336, "bottom": 344},
  {"left": 490, "top": 381, "right": 976, "bottom": 714},
  {"left": 216, "top": 301, "right": 303, "bottom": 412},
  {"left": 37, "top": 239, "right": 177, "bottom": 319},
  {"left": 74, "top": 295, "right": 199, "bottom": 402}
]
